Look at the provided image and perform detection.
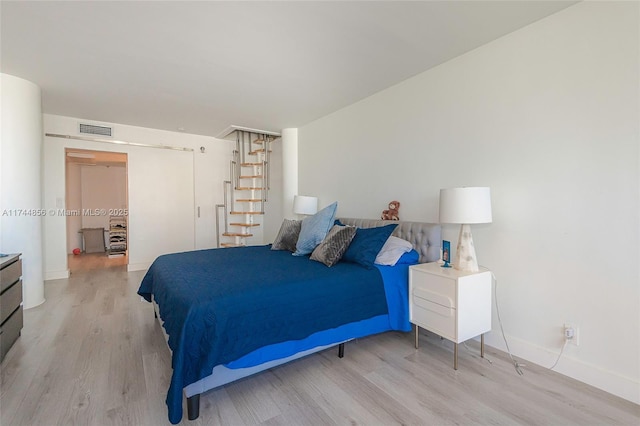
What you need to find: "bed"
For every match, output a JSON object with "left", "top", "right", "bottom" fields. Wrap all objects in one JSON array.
[{"left": 138, "top": 217, "right": 441, "bottom": 424}]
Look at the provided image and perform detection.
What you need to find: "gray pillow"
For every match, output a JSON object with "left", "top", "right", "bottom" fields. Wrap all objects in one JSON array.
[
  {"left": 310, "top": 225, "right": 357, "bottom": 267},
  {"left": 271, "top": 219, "right": 302, "bottom": 252}
]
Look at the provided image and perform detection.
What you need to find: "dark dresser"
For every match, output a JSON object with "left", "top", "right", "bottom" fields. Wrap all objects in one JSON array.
[{"left": 1, "top": 253, "right": 23, "bottom": 362}]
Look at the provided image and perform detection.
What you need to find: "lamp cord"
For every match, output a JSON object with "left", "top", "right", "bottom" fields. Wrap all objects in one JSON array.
[
  {"left": 490, "top": 271, "right": 526, "bottom": 376},
  {"left": 550, "top": 339, "right": 568, "bottom": 370}
]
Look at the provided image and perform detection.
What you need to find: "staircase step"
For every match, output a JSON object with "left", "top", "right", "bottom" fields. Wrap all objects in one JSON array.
[
  {"left": 249, "top": 149, "right": 272, "bottom": 154},
  {"left": 220, "top": 243, "right": 245, "bottom": 248},
  {"left": 230, "top": 222, "right": 261, "bottom": 227},
  {"left": 239, "top": 175, "right": 263, "bottom": 179},
  {"left": 230, "top": 211, "right": 264, "bottom": 215},
  {"left": 236, "top": 199, "right": 262, "bottom": 202},
  {"left": 223, "top": 232, "right": 253, "bottom": 237},
  {"left": 236, "top": 186, "right": 263, "bottom": 190},
  {"left": 241, "top": 162, "right": 263, "bottom": 167}
]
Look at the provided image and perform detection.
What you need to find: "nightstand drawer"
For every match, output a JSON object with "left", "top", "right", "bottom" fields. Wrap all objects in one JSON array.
[
  {"left": 413, "top": 286, "right": 454, "bottom": 310},
  {"left": 412, "top": 298, "right": 455, "bottom": 339},
  {"left": 411, "top": 270, "right": 456, "bottom": 307}
]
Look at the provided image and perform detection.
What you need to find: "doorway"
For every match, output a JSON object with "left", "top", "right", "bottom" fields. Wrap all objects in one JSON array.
[{"left": 65, "top": 148, "right": 128, "bottom": 272}]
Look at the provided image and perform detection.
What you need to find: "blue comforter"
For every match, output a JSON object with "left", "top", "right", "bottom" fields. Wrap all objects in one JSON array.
[{"left": 138, "top": 245, "right": 389, "bottom": 424}]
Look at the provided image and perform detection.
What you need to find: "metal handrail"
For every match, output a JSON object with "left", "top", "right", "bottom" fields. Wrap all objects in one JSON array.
[
  {"left": 229, "top": 159, "right": 236, "bottom": 212},
  {"left": 215, "top": 204, "right": 224, "bottom": 248},
  {"left": 224, "top": 180, "right": 232, "bottom": 223},
  {"left": 231, "top": 151, "right": 237, "bottom": 189},
  {"left": 235, "top": 133, "right": 240, "bottom": 165},
  {"left": 241, "top": 131, "right": 246, "bottom": 164},
  {"left": 265, "top": 133, "right": 270, "bottom": 192},
  {"left": 263, "top": 160, "right": 268, "bottom": 200}
]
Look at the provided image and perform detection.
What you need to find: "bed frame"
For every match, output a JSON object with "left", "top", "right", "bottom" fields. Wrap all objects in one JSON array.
[{"left": 154, "top": 218, "right": 441, "bottom": 421}]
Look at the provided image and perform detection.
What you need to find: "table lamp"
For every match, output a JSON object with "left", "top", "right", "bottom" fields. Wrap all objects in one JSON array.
[
  {"left": 439, "top": 187, "right": 492, "bottom": 272},
  {"left": 293, "top": 195, "right": 318, "bottom": 216}
]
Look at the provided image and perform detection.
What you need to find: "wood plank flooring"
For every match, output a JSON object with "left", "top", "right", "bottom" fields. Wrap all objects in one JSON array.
[{"left": 1, "top": 263, "right": 638, "bottom": 425}]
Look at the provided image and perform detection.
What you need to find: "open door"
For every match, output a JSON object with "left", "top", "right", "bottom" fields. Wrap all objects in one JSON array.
[{"left": 65, "top": 149, "right": 128, "bottom": 271}]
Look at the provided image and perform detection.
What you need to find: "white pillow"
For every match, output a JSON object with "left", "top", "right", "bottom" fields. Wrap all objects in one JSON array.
[{"left": 374, "top": 236, "right": 413, "bottom": 266}]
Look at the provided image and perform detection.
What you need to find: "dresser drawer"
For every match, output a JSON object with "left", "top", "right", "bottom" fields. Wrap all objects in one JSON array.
[
  {"left": 1, "top": 280, "right": 22, "bottom": 325},
  {"left": 0, "top": 305, "right": 23, "bottom": 361},
  {"left": 1, "top": 258, "right": 22, "bottom": 293}
]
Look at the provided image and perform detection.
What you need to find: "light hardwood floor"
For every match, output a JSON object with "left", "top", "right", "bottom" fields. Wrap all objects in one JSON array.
[
  {"left": 67, "top": 252, "right": 128, "bottom": 272},
  {"left": 1, "top": 263, "right": 638, "bottom": 425}
]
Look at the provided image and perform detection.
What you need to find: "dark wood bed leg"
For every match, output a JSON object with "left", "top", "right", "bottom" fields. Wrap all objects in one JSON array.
[
  {"left": 187, "top": 394, "right": 200, "bottom": 420},
  {"left": 338, "top": 343, "right": 345, "bottom": 358}
]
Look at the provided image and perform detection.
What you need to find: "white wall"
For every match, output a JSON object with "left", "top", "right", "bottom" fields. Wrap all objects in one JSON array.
[
  {"left": 80, "top": 165, "right": 127, "bottom": 229},
  {"left": 65, "top": 162, "right": 127, "bottom": 253},
  {"left": 298, "top": 2, "right": 639, "bottom": 404},
  {"left": 43, "top": 114, "right": 234, "bottom": 276},
  {"left": 280, "top": 128, "right": 298, "bottom": 221},
  {"left": 0, "top": 74, "right": 45, "bottom": 308}
]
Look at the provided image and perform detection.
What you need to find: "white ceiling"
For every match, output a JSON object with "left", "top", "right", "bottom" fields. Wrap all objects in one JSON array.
[{"left": 1, "top": 1, "right": 576, "bottom": 138}]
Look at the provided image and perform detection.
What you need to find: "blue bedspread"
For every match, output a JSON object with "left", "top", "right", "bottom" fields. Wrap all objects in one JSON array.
[{"left": 138, "top": 245, "right": 389, "bottom": 424}]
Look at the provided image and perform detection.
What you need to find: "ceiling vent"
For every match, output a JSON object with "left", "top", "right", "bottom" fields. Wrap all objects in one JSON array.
[{"left": 79, "top": 123, "right": 112, "bottom": 137}]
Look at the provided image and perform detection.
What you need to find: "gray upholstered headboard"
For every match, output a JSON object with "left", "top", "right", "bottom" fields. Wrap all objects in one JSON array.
[{"left": 338, "top": 218, "right": 441, "bottom": 264}]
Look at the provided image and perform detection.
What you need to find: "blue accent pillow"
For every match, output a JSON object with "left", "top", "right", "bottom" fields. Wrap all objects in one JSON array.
[
  {"left": 293, "top": 202, "right": 338, "bottom": 256},
  {"left": 342, "top": 224, "right": 398, "bottom": 268}
]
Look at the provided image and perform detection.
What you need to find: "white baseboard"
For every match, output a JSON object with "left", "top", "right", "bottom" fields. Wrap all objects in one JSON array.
[
  {"left": 23, "top": 297, "right": 46, "bottom": 309},
  {"left": 44, "top": 269, "right": 69, "bottom": 280},
  {"left": 484, "top": 334, "right": 640, "bottom": 405},
  {"left": 127, "top": 262, "right": 150, "bottom": 272}
]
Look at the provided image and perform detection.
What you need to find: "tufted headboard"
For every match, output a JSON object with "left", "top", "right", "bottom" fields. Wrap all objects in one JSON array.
[{"left": 338, "top": 218, "right": 441, "bottom": 264}]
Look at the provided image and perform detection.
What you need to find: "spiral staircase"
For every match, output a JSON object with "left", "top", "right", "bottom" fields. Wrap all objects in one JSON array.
[{"left": 215, "top": 126, "right": 280, "bottom": 247}]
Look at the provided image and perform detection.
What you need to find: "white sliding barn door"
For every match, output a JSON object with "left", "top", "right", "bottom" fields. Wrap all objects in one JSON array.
[{"left": 127, "top": 148, "right": 195, "bottom": 271}]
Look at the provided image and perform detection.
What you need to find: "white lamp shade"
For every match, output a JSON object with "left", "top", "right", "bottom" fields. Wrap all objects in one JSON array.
[
  {"left": 293, "top": 195, "right": 318, "bottom": 215},
  {"left": 439, "top": 187, "right": 492, "bottom": 224}
]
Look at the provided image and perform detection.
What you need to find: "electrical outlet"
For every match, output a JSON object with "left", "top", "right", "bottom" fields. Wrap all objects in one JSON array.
[{"left": 564, "top": 323, "right": 579, "bottom": 346}]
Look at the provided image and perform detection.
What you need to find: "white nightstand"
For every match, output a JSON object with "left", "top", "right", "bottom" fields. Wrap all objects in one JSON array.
[{"left": 409, "top": 262, "right": 492, "bottom": 369}]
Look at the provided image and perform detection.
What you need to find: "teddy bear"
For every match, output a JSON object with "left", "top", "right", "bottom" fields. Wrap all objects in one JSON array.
[{"left": 381, "top": 200, "right": 400, "bottom": 221}]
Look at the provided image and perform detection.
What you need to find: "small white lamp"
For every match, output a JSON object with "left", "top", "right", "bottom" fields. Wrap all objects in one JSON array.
[
  {"left": 293, "top": 195, "right": 318, "bottom": 216},
  {"left": 439, "top": 187, "right": 492, "bottom": 272}
]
